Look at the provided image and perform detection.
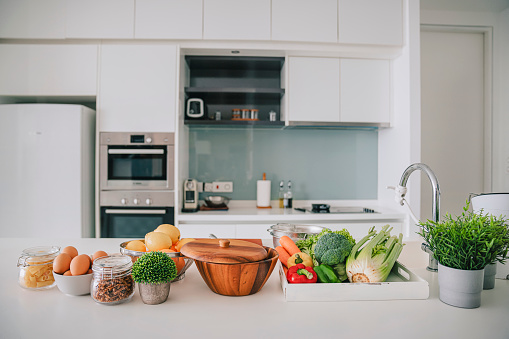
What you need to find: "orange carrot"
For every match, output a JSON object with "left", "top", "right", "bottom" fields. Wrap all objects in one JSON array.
[
  {"left": 279, "top": 236, "right": 300, "bottom": 256},
  {"left": 283, "top": 265, "right": 288, "bottom": 276},
  {"left": 275, "top": 246, "right": 290, "bottom": 267}
]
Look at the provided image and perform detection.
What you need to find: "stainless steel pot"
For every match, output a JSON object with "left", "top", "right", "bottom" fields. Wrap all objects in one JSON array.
[{"left": 267, "top": 223, "right": 325, "bottom": 248}]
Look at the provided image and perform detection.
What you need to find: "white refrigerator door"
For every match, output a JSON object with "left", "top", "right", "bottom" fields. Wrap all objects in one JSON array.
[{"left": 0, "top": 104, "right": 95, "bottom": 238}]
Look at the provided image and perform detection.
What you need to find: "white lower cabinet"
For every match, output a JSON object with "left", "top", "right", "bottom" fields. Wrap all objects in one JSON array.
[
  {"left": 0, "top": 44, "right": 97, "bottom": 96},
  {"left": 178, "top": 224, "right": 236, "bottom": 239},
  {"left": 287, "top": 56, "right": 391, "bottom": 125},
  {"left": 320, "top": 222, "right": 403, "bottom": 241},
  {"left": 98, "top": 44, "right": 177, "bottom": 132},
  {"left": 236, "top": 224, "right": 273, "bottom": 239}
]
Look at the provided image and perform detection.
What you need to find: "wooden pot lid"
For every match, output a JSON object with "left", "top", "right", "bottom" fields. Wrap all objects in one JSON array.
[{"left": 180, "top": 239, "right": 267, "bottom": 264}]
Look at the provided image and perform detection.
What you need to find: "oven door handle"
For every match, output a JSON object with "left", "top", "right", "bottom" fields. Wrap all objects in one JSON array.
[
  {"left": 104, "top": 209, "right": 167, "bottom": 214},
  {"left": 108, "top": 149, "right": 164, "bottom": 155}
]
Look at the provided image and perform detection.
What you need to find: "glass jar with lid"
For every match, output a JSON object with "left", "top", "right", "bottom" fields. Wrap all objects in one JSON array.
[
  {"left": 91, "top": 255, "right": 135, "bottom": 305},
  {"left": 17, "top": 246, "right": 60, "bottom": 290}
]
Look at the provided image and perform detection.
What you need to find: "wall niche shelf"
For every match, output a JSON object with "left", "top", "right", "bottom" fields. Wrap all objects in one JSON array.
[{"left": 184, "top": 55, "right": 285, "bottom": 124}]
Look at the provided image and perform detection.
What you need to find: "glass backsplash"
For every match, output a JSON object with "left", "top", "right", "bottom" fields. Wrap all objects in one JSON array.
[{"left": 188, "top": 128, "right": 378, "bottom": 200}]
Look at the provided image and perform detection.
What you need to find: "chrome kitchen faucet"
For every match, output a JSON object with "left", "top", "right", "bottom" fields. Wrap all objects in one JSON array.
[{"left": 398, "top": 163, "right": 441, "bottom": 272}]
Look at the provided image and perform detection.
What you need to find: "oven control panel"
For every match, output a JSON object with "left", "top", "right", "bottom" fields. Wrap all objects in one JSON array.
[{"left": 100, "top": 191, "right": 174, "bottom": 207}]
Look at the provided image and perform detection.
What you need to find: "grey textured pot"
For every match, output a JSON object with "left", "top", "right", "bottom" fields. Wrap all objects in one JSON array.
[
  {"left": 438, "top": 263, "right": 484, "bottom": 309},
  {"left": 483, "top": 263, "right": 497, "bottom": 290},
  {"left": 138, "top": 281, "right": 171, "bottom": 305}
]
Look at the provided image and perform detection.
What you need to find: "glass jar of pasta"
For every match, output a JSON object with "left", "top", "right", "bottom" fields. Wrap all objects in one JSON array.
[{"left": 17, "top": 246, "right": 60, "bottom": 290}]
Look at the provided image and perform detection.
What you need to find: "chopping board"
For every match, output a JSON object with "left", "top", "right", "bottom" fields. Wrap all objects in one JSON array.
[{"left": 180, "top": 239, "right": 267, "bottom": 264}]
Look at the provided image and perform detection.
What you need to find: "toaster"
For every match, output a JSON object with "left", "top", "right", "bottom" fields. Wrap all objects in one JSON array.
[{"left": 186, "top": 98, "right": 205, "bottom": 119}]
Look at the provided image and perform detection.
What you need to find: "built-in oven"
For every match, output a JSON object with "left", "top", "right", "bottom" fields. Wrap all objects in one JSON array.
[
  {"left": 99, "top": 132, "right": 174, "bottom": 190},
  {"left": 99, "top": 190, "right": 174, "bottom": 238},
  {"left": 99, "top": 132, "right": 175, "bottom": 238}
]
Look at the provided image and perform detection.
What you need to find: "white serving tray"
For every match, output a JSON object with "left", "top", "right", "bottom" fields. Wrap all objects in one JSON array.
[{"left": 280, "top": 261, "right": 429, "bottom": 302}]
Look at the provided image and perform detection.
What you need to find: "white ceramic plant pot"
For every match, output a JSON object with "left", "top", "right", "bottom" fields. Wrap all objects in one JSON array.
[
  {"left": 483, "top": 263, "right": 497, "bottom": 290},
  {"left": 438, "top": 263, "right": 484, "bottom": 309}
]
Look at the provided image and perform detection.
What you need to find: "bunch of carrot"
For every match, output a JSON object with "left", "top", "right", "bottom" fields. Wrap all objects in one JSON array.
[{"left": 275, "top": 236, "right": 301, "bottom": 275}]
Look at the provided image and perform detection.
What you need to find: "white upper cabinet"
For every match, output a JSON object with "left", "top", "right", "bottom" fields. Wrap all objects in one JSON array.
[
  {"left": 288, "top": 57, "right": 340, "bottom": 122},
  {"left": 135, "top": 0, "right": 203, "bottom": 39},
  {"left": 0, "top": 44, "right": 97, "bottom": 96},
  {"left": 272, "top": 0, "right": 338, "bottom": 43},
  {"left": 287, "top": 56, "right": 391, "bottom": 125},
  {"left": 66, "top": 0, "right": 135, "bottom": 39},
  {"left": 340, "top": 59, "right": 391, "bottom": 124},
  {"left": 98, "top": 44, "right": 177, "bottom": 132},
  {"left": 338, "top": 0, "right": 403, "bottom": 46},
  {"left": 203, "top": 0, "right": 270, "bottom": 40},
  {"left": 0, "top": 0, "right": 66, "bottom": 39}
]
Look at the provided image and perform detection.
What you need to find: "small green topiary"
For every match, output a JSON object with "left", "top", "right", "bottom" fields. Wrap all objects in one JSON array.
[{"left": 132, "top": 251, "right": 177, "bottom": 284}]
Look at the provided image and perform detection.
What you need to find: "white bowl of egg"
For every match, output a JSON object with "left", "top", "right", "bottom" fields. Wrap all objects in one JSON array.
[{"left": 53, "top": 246, "right": 107, "bottom": 296}]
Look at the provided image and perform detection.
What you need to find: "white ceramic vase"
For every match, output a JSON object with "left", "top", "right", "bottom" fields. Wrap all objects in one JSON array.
[{"left": 438, "top": 263, "right": 484, "bottom": 309}]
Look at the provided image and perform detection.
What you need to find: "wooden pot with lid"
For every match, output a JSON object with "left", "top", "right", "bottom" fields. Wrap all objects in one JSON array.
[{"left": 180, "top": 239, "right": 278, "bottom": 296}]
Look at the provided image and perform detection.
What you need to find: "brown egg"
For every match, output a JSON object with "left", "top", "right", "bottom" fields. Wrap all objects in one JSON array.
[
  {"left": 70, "top": 254, "right": 91, "bottom": 276},
  {"left": 62, "top": 246, "right": 78, "bottom": 259},
  {"left": 53, "top": 253, "right": 72, "bottom": 274},
  {"left": 63, "top": 270, "right": 72, "bottom": 276},
  {"left": 92, "top": 251, "right": 108, "bottom": 262}
]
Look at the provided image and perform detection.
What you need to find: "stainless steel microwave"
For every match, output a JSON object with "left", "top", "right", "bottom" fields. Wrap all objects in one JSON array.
[{"left": 99, "top": 132, "right": 174, "bottom": 191}]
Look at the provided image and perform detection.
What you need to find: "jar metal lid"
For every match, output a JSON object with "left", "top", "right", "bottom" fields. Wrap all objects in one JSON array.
[
  {"left": 92, "top": 254, "right": 132, "bottom": 278},
  {"left": 17, "top": 246, "right": 60, "bottom": 267}
]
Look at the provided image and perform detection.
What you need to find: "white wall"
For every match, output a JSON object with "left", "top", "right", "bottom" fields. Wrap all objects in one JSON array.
[{"left": 378, "top": 0, "right": 421, "bottom": 239}]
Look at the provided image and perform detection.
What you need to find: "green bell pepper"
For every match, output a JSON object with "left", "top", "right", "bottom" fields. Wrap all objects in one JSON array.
[{"left": 314, "top": 264, "right": 340, "bottom": 283}]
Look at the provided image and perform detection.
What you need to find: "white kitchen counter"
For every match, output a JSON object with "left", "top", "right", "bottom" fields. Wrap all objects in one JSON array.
[
  {"left": 178, "top": 200, "right": 407, "bottom": 224},
  {"left": 2, "top": 237, "right": 509, "bottom": 339}
]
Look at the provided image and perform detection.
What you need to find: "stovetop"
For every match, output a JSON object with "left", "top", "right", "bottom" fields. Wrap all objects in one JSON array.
[{"left": 294, "top": 205, "right": 376, "bottom": 214}]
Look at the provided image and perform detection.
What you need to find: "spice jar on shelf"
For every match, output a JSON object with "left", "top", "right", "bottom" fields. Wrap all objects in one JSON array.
[
  {"left": 17, "top": 246, "right": 60, "bottom": 290},
  {"left": 241, "top": 109, "right": 250, "bottom": 119},
  {"left": 232, "top": 108, "right": 241, "bottom": 119},
  {"left": 91, "top": 255, "right": 135, "bottom": 305}
]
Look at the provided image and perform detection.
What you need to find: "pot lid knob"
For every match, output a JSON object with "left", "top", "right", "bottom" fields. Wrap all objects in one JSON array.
[{"left": 219, "top": 239, "right": 230, "bottom": 248}]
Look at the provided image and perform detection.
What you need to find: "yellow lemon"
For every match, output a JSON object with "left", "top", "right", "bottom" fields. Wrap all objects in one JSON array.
[
  {"left": 126, "top": 240, "right": 146, "bottom": 252},
  {"left": 154, "top": 224, "right": 180, "bottom": 245},
  {"left": 175, "top": 238, "right": 196, "bottom": 252},
  {"left": 145, "top": 231, "right": 172, "bottom": 251}
]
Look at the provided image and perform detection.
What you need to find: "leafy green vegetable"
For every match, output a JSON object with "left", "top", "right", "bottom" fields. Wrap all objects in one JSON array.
[
  {"left": 295, "top": 228, "right": 355, "bottom": 280},
  {"left": 315, "top": 233, "right": 353, "bottom": 266},
  {"left": 418, "top": 202, "right": 509, "bottom": 270},
  {"left": 132, "top": 251, "right": 177, "bottom": 284},
  {"left": 346, "top": 225, "right": 403, "bottom": 283}
]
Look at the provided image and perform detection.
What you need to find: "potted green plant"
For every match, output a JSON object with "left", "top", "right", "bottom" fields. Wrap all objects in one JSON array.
[
  {"left": 131, "top": 251, "right": 177, "bottom": 305},
  {"left": 419, "top": 203, "right": 509, "bottom": 308}
]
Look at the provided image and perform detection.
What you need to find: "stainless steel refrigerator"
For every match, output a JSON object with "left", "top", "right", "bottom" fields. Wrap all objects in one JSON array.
[{"left": 0, "top": 104, "right": 95, "bottom": 237}]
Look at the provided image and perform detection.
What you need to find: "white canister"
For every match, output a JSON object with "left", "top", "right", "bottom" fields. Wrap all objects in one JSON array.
[{"left": 257, "top": 173, "right": 271, "bottom": 208}]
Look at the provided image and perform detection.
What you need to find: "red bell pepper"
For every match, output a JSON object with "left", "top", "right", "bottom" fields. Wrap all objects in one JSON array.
[{"left": 286, "top": 263, "right": 317, "bottom": 283}]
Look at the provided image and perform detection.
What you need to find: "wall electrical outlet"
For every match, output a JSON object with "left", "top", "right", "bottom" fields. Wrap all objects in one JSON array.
[
  {"left": 204, "top": 183, "right": 214, "bottom": 192},
  {"left": 212, "top": 181, "right": 233, "bottom": 193}
]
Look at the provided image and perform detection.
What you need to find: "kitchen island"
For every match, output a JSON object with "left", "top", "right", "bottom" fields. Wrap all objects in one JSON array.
[{"left": 2, "top": 238, "right": 509, "bottom": 339}]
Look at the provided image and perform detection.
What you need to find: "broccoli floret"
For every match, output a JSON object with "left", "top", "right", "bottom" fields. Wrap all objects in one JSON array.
[
  {"left": 296, "top": 227, "right": 356, "bottom": 267},
  {"left": 333, "top": 263, "right": 348, "bottom": 282},
  {"left": 315, "top": 233, "right": 354, "bottom": 266}
]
